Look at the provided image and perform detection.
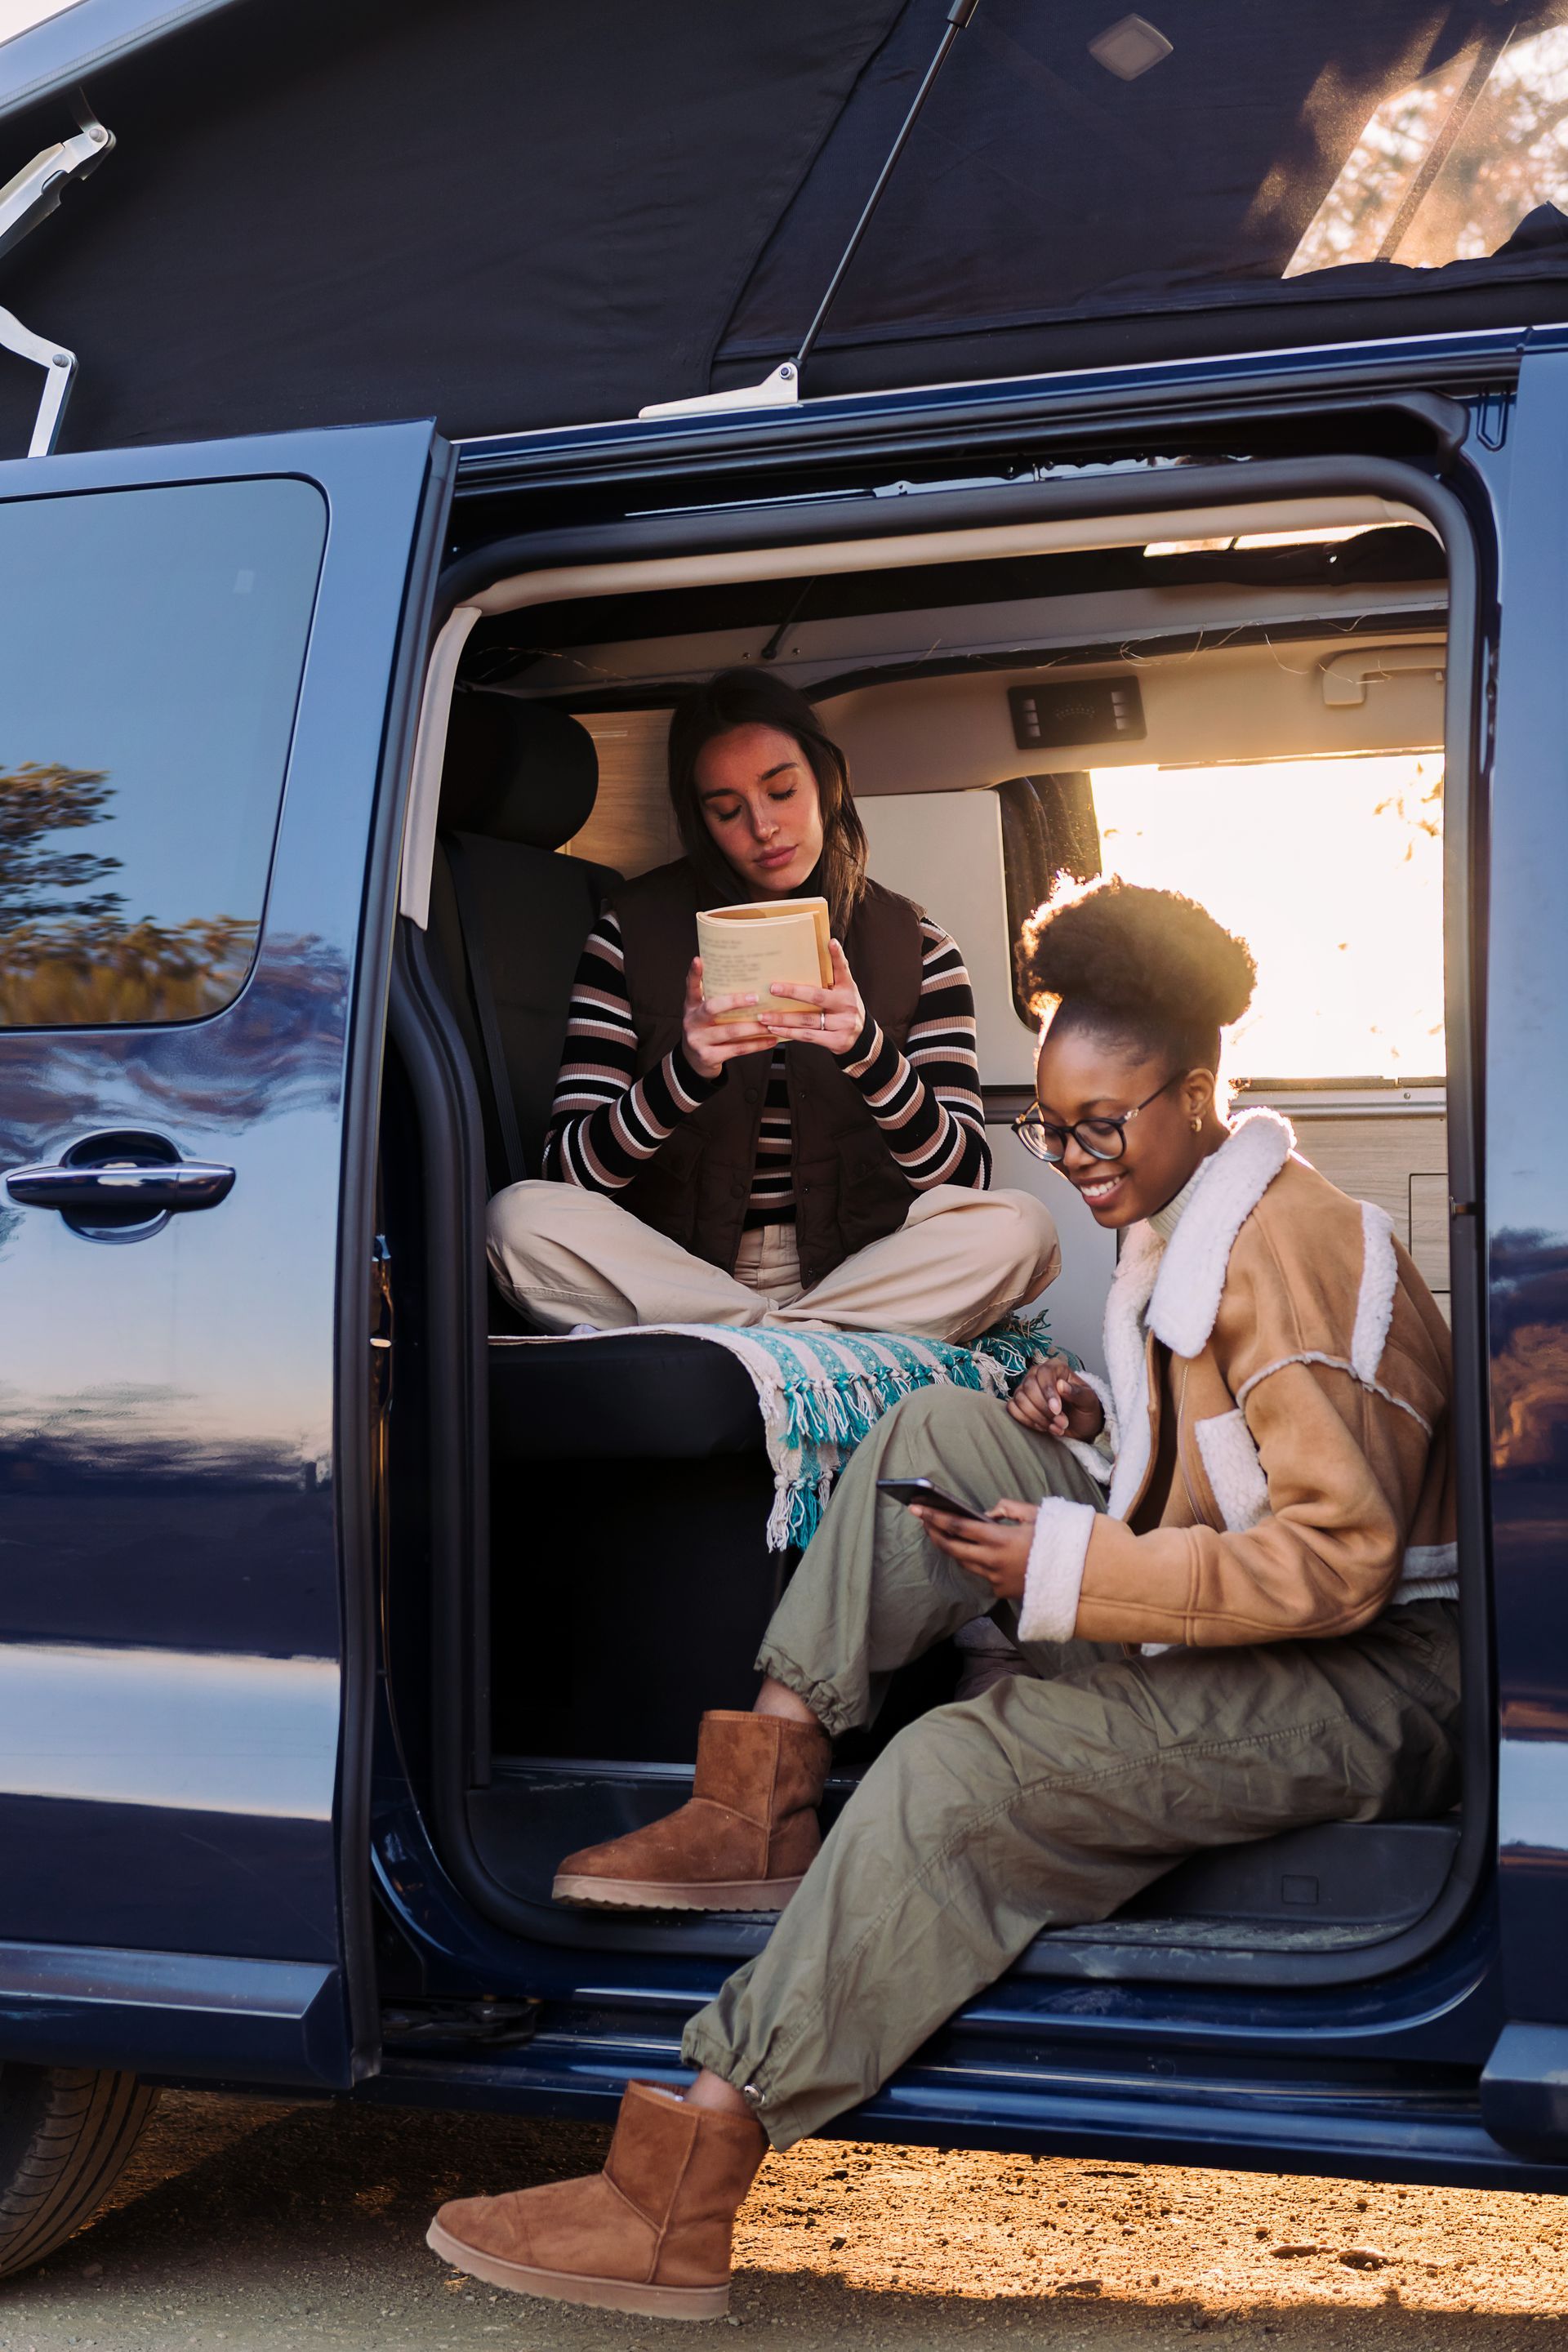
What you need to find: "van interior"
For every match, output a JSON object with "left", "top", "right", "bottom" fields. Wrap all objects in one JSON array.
[{"left": 380, "top": 487, "right": 1470, "bottom": 1993}]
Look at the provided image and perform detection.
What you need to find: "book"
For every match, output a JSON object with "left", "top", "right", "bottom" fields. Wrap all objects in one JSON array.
[{"left": 694, "top": 897, "right": 833, "bottom": 1022}]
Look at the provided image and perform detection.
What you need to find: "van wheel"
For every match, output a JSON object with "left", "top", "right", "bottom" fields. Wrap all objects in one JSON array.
[{"left": 0, "top": 2066, "right": 157, "bottom": 2277}]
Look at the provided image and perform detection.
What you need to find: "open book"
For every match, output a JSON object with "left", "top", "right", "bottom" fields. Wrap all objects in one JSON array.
[{"left": 695, "top": 897, "right": 832, "bottom": 1022}]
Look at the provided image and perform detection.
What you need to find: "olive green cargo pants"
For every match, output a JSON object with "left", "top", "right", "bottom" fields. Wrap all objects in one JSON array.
[{"left": 680, "top": 1386, "right": 1462, "bottom": 2148}]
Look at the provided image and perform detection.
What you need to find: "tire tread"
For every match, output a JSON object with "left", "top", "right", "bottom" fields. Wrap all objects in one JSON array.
[{"left": 0, "top": 2069, "right": 156, "bottom": 2276}]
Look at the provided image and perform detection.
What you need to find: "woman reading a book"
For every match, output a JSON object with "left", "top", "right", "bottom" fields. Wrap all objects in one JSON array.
[{"left": 487, "top": 668, "right": 1060, "bottom": 1340}]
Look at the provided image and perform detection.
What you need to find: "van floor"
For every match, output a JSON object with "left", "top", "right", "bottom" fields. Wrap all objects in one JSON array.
[{"left": 466, "top": 1759, "right": 1460, "bottom": 1977}]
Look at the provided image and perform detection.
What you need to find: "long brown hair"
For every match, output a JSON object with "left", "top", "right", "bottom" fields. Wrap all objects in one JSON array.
[{"left": 666, "top": 669, "right": 869, "bottom": 934}]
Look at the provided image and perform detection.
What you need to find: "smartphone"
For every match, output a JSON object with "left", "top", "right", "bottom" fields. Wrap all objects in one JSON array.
[{"left": 876, "top": 1476, "right": 996, "bottom": 1522}]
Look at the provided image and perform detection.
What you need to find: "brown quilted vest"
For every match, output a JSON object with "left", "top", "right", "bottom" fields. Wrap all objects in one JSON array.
[{"left": 609, "top": 859, "right": 926, "bottom": 1287}]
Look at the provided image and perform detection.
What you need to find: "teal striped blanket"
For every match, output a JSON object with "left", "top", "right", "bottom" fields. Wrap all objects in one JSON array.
[{"left": 526, "top": 1314, "right": 1065, "bottom": 1551}]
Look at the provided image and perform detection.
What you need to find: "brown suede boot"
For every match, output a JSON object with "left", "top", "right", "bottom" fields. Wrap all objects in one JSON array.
[
  {"left": 553, "top": 1708, "right": 830, "bottom": 1911},
  {"left": 427, "top": 2081, "right": 767, "bottom": 2318}
]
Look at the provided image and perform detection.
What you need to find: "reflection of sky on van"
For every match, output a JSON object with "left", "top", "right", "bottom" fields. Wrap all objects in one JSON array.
[
  {"left": 1094, "top": 754, "right": 1445, "bottom": 1082},
  {"left": 0, "top": 1104, "right": 336, "bottom": 1462},
  {"left": 0, "top": 478, "right": 324, "bottom": 934}
]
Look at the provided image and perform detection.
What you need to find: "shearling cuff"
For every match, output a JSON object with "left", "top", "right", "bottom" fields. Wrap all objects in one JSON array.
[
  {"left": 1077, "top": 1370, "right": 1119, "bottom": 1454},
  {"left": 1061, "top": 1437, "right": 1112, "bottom": 1488},
  {"left": 1018, "top": 1499, "right": 1098, "bottom": 1643}
]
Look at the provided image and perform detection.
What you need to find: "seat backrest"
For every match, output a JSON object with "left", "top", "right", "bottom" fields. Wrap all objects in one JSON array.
[{"left": 426, "top": 693, "right": 619, "bottom": 1191}]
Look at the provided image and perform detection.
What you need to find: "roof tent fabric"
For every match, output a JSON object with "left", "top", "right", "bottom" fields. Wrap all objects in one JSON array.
[
  {"left": 726, "top": 0, "right": 1488, "bottom": 351},
  {"left": 719, "top": 0, "right": 1568, "bottom": 388},
  {"left": 0, "top": 0, "right": 902, "bottom": 453},
  {"left": 2, "top": 0, "right": 1568, "bottom": 454}
]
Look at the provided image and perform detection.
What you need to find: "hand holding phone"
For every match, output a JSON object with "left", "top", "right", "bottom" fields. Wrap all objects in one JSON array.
[
  {"left": 876, "top": 1477, "right": 996, "bottom": 1521},
  {"left": 880, "top": 1478, "right": 1038, "bottom": 1601}
]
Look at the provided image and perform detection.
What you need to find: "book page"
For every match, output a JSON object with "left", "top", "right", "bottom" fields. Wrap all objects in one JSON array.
[{"left": 696, "top": 900, "right": 830, "bottom": 1021}]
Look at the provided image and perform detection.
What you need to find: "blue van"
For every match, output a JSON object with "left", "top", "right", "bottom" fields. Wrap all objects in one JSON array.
[{"left": 3, "top": 0, "right": 1568, "bottom": 2275}]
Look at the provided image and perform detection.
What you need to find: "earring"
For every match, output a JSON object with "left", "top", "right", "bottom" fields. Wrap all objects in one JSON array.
[{"left": 1190, "top": 1116, "right": 1201, "bottom": 1132}]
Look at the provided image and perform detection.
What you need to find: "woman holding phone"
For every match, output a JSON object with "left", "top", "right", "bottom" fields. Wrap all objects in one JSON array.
[
  {"left": 432, "top": 877, "right": 1459, "bottom": 2319},
  {"left": 485, "top": 667, "right": 1058, "bottom": 1340}
]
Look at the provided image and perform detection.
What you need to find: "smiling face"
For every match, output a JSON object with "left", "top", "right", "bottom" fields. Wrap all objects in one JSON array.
[
  {"left": 693, "top": 723, "right": 826, "bottom": 899},
  {"left": 1032, "top": 1019, "right": 1222, "bottom": 1228}
]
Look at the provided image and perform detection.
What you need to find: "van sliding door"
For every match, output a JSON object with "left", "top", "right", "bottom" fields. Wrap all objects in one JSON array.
[{"left": 0, "top": 422, "right": 451, "bottom": 2090}]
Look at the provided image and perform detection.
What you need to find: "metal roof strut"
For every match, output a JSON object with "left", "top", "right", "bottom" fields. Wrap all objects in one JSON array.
[
  {"left": 641, "top": 0, "right": 980, "bottom": 421},
  {"left": 0, "top": 91, "right": 114, "bottom": 457}
]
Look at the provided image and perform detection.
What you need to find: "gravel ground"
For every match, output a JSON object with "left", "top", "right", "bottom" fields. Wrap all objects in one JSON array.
[{"left": 0, "top": 2091, "right": 1564, "bottom": 2350}]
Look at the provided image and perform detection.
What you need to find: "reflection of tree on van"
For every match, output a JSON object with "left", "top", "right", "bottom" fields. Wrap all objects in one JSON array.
[
  {"left": 0, "top": 762, "right": 255, "bottom": 1025},
  {"left": 0, "top": 761, "right": 123, "bottom": 929}
]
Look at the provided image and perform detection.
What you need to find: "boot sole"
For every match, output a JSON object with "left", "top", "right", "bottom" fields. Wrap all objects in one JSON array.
[
  {"left": 551, "top": 1872, "right": 802, "bottom": 1913},
  {"left": 426, "top": 2218, "right": 728, "bottom": 2319}
]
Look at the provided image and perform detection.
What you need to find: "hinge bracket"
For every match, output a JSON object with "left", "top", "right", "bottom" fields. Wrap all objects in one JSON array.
[{"left": 0, "top": 93, "right": 114, "bottom": 457}]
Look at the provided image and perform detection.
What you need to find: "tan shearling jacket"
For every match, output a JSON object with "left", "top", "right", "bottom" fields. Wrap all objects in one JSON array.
[{"left": 1018, "top": 1108, "right": 1456, "bottom": 1651}]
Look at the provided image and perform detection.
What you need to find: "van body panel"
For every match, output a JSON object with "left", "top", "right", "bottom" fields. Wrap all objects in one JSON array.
[
  {"left": 0, "top": 420, "right": 445, "bottom": 2086},
  {"left": 1478, "top": 350, "right": 1568, "bottom": 2060},
  {"left": 0, "top": 1940, "right": 341, "bottom": 2084},
  {"left": 448, "top": 328, "right": 1524, "bottom": 506}
]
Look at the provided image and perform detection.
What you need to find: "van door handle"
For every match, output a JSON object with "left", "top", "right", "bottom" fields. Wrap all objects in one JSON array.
[{"left": 6, "top": 1160, "right": 236, "bottom": 1212}]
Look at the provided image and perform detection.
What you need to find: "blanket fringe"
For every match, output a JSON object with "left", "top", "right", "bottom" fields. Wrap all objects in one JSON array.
[{"left": 754, "top": 1314, "right": 1067, "bottom": 1551}]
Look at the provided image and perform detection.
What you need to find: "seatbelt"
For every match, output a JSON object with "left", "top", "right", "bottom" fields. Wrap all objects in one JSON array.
[{"left": 443, "top": 835, "right": 528, "bottom": 1190}]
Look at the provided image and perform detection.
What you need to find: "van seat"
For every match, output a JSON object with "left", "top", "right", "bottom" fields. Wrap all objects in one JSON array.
[
  {"left": 491, "top": 1332, "right": 761, "bottom": 1460},
  {"left": 425, "top": 693, "right": 775, "bottom": 1762},
  {"left": 427, "top": 690, "right": 618, "bottom": 1192}
]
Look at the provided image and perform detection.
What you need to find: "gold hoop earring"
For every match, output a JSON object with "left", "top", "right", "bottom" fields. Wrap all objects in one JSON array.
[{"left": 1191, "top": 1116, "right": 1202, "bottom": 1132}]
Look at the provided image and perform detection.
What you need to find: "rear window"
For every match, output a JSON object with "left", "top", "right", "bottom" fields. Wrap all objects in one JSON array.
[
  {"left": 1093, "top": 751, "right": 1446, "bottom": 1084},
  {"left": 0, "top": 477, "right": 326, "bottom": 1028}
]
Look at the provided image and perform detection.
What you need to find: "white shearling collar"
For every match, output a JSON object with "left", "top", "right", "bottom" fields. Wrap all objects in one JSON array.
[{"left": 1144, "top": 1107, "right": 1295, "bottom": 1361}]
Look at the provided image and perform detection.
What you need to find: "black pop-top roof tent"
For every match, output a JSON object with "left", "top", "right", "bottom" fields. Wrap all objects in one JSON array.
[{"left": 2, "top": 0, "right": 1568, "bottom": 457}]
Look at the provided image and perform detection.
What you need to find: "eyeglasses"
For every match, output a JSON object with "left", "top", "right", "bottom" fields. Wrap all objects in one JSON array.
[{"left": 1012, "top": 1071, "right": 1185, "bottom": 1165}]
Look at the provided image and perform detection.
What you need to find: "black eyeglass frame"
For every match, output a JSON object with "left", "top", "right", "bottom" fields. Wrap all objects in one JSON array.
[{"left": 1012, "top": 1069, "right": 1187, "bottom": 1165}]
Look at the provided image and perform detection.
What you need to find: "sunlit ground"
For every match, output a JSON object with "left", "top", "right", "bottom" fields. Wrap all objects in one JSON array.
[
  {"left": 740, "top": 2134, "right": 1564, "bottom": 2320},
  {"left": 1093, "top": 752, "right": 1445, "bottom": 1083},
  {"left": 0, "top": 2094, "right": 1559, "bottom": 2348}
]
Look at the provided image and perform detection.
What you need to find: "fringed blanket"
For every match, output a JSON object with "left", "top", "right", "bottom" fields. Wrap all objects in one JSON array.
[
  {"left": 706, "top": 1315, "right": 1067, "bottom": 1548},
  {"left": 529, "top": 1313, "right": 1067, "bottom": 1552}
]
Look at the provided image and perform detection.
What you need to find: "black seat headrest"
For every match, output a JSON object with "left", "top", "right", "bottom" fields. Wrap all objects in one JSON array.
[{"left": 439, "top": 692, "right": 599, "bottom": 849}]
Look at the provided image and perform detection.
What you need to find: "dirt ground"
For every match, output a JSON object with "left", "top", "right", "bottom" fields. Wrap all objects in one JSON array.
[{"left": 0, "top": 2091, "right": 1564, "bottom": 2351}]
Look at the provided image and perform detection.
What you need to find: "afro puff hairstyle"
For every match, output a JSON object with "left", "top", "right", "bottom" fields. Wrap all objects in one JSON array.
[{"left": 1020, "top": 877, "right": 1257, "bottom": 1074}]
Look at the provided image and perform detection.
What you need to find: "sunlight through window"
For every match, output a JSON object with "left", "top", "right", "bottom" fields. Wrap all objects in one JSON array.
[
  {"left": 1091, "top": 754, "right": 1445, "bottom": 1083},
  {"left": 1288, "top": 25, "right": 1568, "bottom": 275}
]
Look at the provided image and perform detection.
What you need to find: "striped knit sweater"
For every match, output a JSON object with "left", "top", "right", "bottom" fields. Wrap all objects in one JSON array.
[{"left": 543, "top": 908, "right": 991, "bottom": 1224}]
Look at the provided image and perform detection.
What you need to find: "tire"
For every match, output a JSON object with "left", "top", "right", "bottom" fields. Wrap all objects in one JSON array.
[{"left": 0, "top": 2066, "right": 157, "bottom": 2278}]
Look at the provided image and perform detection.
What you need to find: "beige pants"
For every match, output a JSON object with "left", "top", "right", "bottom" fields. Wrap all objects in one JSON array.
[{"left": 486, "top": 1180, "right": 1060, "bottom": 1344}]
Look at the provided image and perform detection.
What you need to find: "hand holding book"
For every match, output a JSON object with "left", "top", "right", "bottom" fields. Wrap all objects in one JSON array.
[
  {"left": 683, "top": 898, "right": 866, "bottom": 1079},
  {"left": 756, "top": 938, "right": 866, "bottom": 1058},
  {"left": 681, "top": 956, "right": 779, "bottom": 1080}
]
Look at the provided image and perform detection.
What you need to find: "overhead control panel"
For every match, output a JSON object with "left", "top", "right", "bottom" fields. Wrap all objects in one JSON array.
[{"left": 1008, "top": 675, "right": 1146, "bottom": 751}]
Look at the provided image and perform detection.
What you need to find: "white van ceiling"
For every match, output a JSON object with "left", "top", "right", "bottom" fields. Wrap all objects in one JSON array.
[{"left": 821, "top": 635, "right": 1446, "bottom": 795}]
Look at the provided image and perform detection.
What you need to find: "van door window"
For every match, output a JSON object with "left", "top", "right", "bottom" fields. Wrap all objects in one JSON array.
[{"left": 0, "top": 479, "right": 326, "bottom": 1028}]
